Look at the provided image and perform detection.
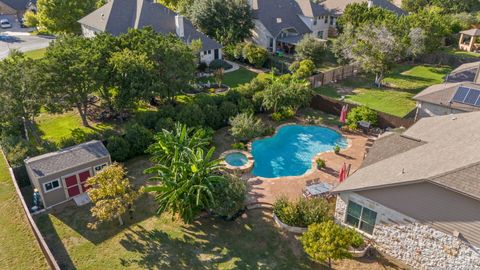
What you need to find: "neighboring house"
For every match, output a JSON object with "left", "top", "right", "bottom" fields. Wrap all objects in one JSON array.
[
  {"left": 332, "top": 112, "right": 480, "bottom": 269},
  {"left": 250, "top": 0, "right": 330, "bottom": 53},
  {"left": 414, "top": 61, "right": 480, "bottom": 120},
  {"left": 25, "top": 141, "right": 111, "bottom": 209},
  {"left": 78, "top": 0, "right": 222, "bottom": 64},
  {"left": 0, "top": 0, "right": 36, "bottom": 16},
  {"left": 249, "top": 0, "right": 405, "bottom": 52}
]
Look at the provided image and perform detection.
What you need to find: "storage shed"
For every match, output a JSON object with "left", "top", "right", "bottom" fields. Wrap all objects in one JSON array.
[{"left": 25, "top": 140, "right": 111, "bottom": 209}]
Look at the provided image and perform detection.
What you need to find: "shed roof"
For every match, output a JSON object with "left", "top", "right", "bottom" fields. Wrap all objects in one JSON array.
[
  {"left": 78, "top": 0, "right": 222, "bottom": 51},
  {"left": 446, "top": 61, "right": 480, "bottom": 83},
  {"left": 333, "top": 111, "right": 480, "bottom": 200},
  {"left": 25, "top": 141, "right": 109, "bottom": 178}
]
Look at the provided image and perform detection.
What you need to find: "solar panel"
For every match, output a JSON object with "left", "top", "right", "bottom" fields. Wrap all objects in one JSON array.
[
  {"left": 464, "top": 89, "right": 480, "bottom": 105},
  {"left": 452, "top": 86, "right": 469, "bottom": 103}
]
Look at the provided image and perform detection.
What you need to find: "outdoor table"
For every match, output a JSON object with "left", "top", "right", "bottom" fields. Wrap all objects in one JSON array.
[{"left": 304, "top": 183, "right": 333, "bottom": 197}]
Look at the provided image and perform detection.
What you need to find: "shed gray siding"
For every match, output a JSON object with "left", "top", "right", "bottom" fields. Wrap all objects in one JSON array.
[{"left": 357, "top": 182, "right": 480, "bottom": 247}]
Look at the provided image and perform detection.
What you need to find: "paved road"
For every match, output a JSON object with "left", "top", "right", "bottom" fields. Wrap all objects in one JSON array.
[{"left": 0, "top": 15, "right": 55, "bottom": 59}]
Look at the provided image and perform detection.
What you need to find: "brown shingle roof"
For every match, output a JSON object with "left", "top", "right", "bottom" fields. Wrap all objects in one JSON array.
[
  {"left": 413, "top": 82, "right": 480, "bottom": 112},
  {"left": 334, "top": 111, "right": 480, "bottom": 200}
]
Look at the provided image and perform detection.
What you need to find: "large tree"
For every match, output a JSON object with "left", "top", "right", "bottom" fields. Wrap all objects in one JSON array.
[
  {"left": 337, "top": 2, "right": 398, "bottom": 29},
  {"left": 146, "top": 142, "right": 226, "bottom": 223},
  {"left": 42, "top": 35, "right": 98, "bottom": 126},
  {"left": 87, "top": 163, "right": 143, "bottom": 229},
  {"left": 260, "top": 75, "right": 312, "bottom": 113},
  {"left": 35, "top": 0, "right": 98, "bottom": 34},
  {"left": 188, "top": 0, "right": 254, "bottom": 45},
  {"left": 335, "top": 24, "right": 400, "bottom": 87},
  {"left": 295, "top": 35, "right": 327, "bottom": 67},
  {"left": 0, "top": 51, "right": 45, "bottom": 141}
]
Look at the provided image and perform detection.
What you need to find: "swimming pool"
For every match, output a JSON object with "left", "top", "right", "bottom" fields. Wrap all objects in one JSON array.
[
  {"left": 252, "top": 125, "right": 347, "bottom": 178},
  {"left": 225, "top": 152, "right": 249, "bottom": 167}
]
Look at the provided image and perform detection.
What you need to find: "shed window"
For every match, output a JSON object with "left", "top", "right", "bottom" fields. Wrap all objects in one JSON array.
[
  {"left": 43, "top": 179, "right": 61, "bottom": 193},
  {"left": 345, "top": 200, "right": 377, "bottom": 235},
  {"left": 94, "top": 163, "right": 107, "bottom": 174}
]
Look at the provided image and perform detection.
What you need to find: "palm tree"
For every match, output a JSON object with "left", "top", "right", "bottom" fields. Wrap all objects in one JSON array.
[
  {"left": 145, "top": 142, "right": 226, "bottom": 223},
  {"left": 147, "top": 123, "right": 211, "bottom": 167}
]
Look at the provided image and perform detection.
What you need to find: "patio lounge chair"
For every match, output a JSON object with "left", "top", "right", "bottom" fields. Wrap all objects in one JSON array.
[{"left": 303, "top": 182, "right": 333, "bottom": 199}]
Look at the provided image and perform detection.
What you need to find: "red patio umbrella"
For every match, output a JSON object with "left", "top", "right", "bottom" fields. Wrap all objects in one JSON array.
[
  {"left": 339, "top": 105, "right": 348, "bottom": 123},
  {"left": 338, "top": 162, "right": 348, "bottom": 183}
]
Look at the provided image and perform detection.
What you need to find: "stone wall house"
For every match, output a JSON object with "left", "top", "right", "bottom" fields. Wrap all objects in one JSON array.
[
  {"left": 333, "top": 112, "right": 480, "bottom": 270},
  {"left": 413, "top": 62, "right": 480, "bottom": 121},
  {"left": 78, "top": 0, "right": 222, "bottom": 65}
]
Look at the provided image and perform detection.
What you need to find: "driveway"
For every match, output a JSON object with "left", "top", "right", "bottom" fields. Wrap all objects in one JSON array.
[{"left": 0, "top": 15, "right": 55, "bottom": 59}]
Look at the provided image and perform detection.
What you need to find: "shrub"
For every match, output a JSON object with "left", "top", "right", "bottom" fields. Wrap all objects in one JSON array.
[
  {"left": 271, "top": 107, "right": 296, "bottom": 121},
  {"left": 233, "top": 42, "right": 245, "bottom": 60},
  {"left": 292, "top": 59, "right": 315, "bottom": 79},
  {"left": 295, "top": 35, "right": 327, "bottom": 66},
  {"left": 106, "top": 136, "right": 131, "bottom": 161},
  {"left": 203, "top": 104, "right": 223, "bottom": 129},
  {"left": 316, "top": 158, "right": 326, "bottom": 169},
  {"left": 157, "top": 104, "right": 177, "bottom": 119},
  {"left": 273, "top": 196, "right": 331, "bottom": 227},
  {"left": 229, "top": 112, "right": 266, "bottom": 141},
  {"left": 197, "top": 61, "right": 208, "bottom": 72},
  {"left": 219, "top": 101, "right": 238, "bottom": 124},
  {"left": 177, "top": 103, "right": 206, "bottom": 127},
  {"left": 211, "top": 174, "right": 247, "bottom": 219},
  {"left": 135, "top": 111, "right": 160, "bottom": 130},
  {"left": 3, "top": 139, "right": 31, "bottom": 167},
  {"left": 231, "top": 142, "right": 247, "bottom": 150},
  {"left": 124, "top": 124, "right": 154, "bottom": 156},
  {"left": 301, "top": 220, "right": 359, "bottom": 268},
  {"left": 155, "top": 117, "right": 175, "bottom": 132},
  {"left": 244, "top": 44, "right": 268, "bottom": 68},
  {"left": 346, "top": 106, "right": 378, "bottom": 129},
  {"left": 333, "top": 145, "right": 341, "bottom": 154},
  {"left": 209, "top": 59, "right": 233, "bottom": 71}
]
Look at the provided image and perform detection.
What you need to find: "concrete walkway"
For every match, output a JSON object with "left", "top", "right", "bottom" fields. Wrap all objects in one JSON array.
[{"left": 224, "top": 60, "right": 239, "bottom": 73}]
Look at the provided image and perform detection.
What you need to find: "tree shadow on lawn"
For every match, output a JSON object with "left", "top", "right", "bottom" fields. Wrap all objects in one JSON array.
[{"left": 119, "top": 209, "right": 322, "bottom": 270}]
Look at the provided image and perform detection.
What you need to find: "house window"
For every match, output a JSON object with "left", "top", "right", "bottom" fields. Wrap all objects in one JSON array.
[
  {"left": 330, "top": 17, "right": 335, "bottom": 26},
  {"left": 94, "top": 163, "right": 107, "bottom": 174},
  {"left": 313, "top": 18, "right": 317, "bottom": 25},
  {"left": 324, "top": 16, "right": 328, "bottom": 23},
  {"left": 43, "top": 179, "right": 61, "bottom": 193},
  {"left": 345, "top": 200, "right": 377, "bottom": 235},
  {"left": 207, "top": 50, "right": 211, "bottom": 55},
  {"left": 317, "top": 31, "right": 324, "bottom": 39}
]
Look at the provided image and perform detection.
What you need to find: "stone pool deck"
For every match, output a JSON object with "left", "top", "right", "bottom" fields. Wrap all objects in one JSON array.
[{"left": 245, "top": 131, "right": 370, "bottom": 205}]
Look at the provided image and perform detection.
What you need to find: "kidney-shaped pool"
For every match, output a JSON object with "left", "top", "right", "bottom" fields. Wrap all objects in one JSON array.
[{"left": 252, "top": 125, "right": 347, "bottom": 178}]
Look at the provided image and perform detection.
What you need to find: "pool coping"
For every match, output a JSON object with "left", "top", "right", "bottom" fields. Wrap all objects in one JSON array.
[
  {"left": 246, "top": 123, "right": 353, "bottom": 180},
  {"left": 220, "top": 150, "right": 254, "bottom": 173}
]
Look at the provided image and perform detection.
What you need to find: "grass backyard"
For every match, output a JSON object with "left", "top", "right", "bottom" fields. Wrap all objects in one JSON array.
[
  {"left": 0, "top": 153, "right": 49, "bottom": 270},
  {"left": 315, "top": 64, "right": 452, "bottom": 117},
  {"left": 35, "top": 157, "right": 406, "bottom": 270},
  {"left": 199, "top": 67, "right": 258, "bottom": 88},
  {"left": 24, "top": 48, "right": 47, "bottom": 59}
]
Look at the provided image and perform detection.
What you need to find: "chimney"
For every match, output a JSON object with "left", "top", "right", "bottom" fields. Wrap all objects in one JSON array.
[
  {"left": 367, "top": 0, "right": 374, "bottom": 8},
  {"left": 175, "top": 15, "right": 184, "bottom": 38}
]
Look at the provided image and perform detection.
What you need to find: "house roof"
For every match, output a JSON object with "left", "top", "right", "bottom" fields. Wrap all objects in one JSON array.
[
  {"left": 25, "top": 141, "right": 110, "bottom": 179},
  {"left": 333, "top": 111, "right": 480, "bottom": 200},
  {"left": 78, "top": 0, "right": 222, "bottom": 51},
  {"left": 446, "top": 61, "right": 480, "bottom": 83},
  {"left": 319, "top": 0, "right": 406, "bottom": 16},
  {"left": 1, "top": 0, "right": 35, "bottom": 11},
  {"left": 413, "top": 82, "right": 480, "bottom": 112},
  {"left": 252, "top": 0, "right": 315, "bottom": 37},
  {"left": 460, "top": 28, "right": 480, "bottom": 36}
]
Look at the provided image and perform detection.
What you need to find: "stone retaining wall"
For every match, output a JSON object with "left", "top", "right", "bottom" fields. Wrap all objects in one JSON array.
[{"left": 335, "top": 193, "right": 480, "bottom": 270}]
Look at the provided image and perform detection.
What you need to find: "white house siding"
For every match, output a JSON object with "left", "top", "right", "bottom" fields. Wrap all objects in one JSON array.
[
  {"left": 335, "top": 192, "right": 480, "bottom": 270},
  {"left": 415, "top": 101, "right": 467, "bottom": 120},
  {"left": 250, "top": 19, "right": 275, "bottom": 51},
  {"left": 200, "top": 48, "right": 221, "bottom": 65},
  {"left": 81, "top": 24, "right": 101, "bottom": 38},
  {"left": 298, "top": 15, "right": 329, "bottom": 39}
]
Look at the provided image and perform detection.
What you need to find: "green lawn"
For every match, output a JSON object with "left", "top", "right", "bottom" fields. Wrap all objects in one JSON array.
[
  {"left": 34, "top": 158, "right": 320, "bottom": 270},
  {"left": 35, "top": 110, "right": 119, "bottom": 144},
  {"left": 443, "top": 47, "right": 480, "bottom": 59},
  {"left": 24, "top": 48, "right": 47, "bottom": 60},
  {"left": 0, "top": 153, "right": 49, "bottom": 270},
  {"left": 199, "top": 67, "right": 258, "bottom": 88},
  {"left": 315, "top": 64, "right": 452, "bottom": 117}
]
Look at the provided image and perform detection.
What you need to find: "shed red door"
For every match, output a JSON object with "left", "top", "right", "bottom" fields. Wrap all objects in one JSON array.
[
  {"left": 65, "top": 175, "right": 81, "bottom": 197},
  {"left": 79, "top": 170, "right": 91, "bottom": 192}
]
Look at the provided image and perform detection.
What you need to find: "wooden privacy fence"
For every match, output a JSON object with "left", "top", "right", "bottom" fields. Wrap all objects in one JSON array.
[
  {"left": 309, "top": 63, "right": 361, "bottom": 88},
  {"left": 1, "top": 150, "right": 60, "bottom": 270},
  {"left": 310, "top": 94, "right": 415, "bottom": 129}
]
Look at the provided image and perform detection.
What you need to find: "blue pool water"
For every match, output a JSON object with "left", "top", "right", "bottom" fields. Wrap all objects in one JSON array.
[
  {"left": 225, "top": 152, "right": 248, "bottom": 166},
  {"left": 252, "top": 125, "right": 347, "bottom": 178}
]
